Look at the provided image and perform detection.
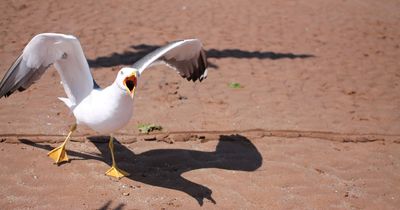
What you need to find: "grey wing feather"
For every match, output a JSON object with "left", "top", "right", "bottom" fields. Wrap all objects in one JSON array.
[
  {"left": 130, "top": 44, "right": 165, "bottom": 72},
  {"left": 0, "top": 33, "right": 95, "bottom": 103},
  {"left": 0, "top": 54, "right": 51, "bottom": 98},
  {"left": 133, "top": 39, "right": 208, "bottom": 82},
  {"left": 161, "top": 48, "right": 208, "bottom": 81}
]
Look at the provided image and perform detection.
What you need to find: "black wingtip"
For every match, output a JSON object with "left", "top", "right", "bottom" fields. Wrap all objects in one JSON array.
[
  {"left": 196, "top": 49, "right": 208, "bottom": 82},
  {"left": 4, "top": 92, "right": 12, "bottom": 98}
]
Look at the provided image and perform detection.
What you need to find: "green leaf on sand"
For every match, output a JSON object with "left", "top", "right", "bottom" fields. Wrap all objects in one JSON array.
[
  {"left": 228, "top": 82, "right": 243, "bottom": 89},
  {"left": 137, "top": 123, "right": 163, "bottom": 134}
]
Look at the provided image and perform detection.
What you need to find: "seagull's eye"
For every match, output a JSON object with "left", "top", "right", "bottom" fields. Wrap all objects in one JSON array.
[{"left": 120, "top": 71, "right": 124, "bottom": 75}]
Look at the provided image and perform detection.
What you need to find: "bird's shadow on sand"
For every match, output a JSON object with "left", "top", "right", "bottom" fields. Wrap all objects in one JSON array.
[
  {"left": 20, "top": 134, "right": 262, "bottom": 206},
  {"left": 87, "top": 44, "right": 314, "bottom": 69}
]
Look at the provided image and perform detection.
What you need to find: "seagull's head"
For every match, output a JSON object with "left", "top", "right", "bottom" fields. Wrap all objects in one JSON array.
[{"left": 116, "top": 67, "right": 140, "bottom": 98}]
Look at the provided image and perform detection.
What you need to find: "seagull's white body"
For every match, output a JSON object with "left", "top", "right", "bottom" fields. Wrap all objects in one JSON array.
[{"left": 73, "top": 83, "right": 134, "bottom": 133}]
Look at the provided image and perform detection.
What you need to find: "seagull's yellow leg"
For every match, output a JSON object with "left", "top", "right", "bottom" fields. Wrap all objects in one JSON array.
[
  {"left": 105, "top": 135, "right": 129, "bottom": 179},
  {"left": 47, "top": 124, "right": 77, "bottom": 164}
]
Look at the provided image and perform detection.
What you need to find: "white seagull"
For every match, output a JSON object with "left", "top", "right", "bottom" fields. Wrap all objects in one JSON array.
[{"left": 0, "top": 33, "right": 208, "bottom": 178}]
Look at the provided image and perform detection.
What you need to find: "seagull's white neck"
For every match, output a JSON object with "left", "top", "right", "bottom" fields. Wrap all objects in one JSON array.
[{"left": 106, "top": 81, "right": 132, "bottom": 100}]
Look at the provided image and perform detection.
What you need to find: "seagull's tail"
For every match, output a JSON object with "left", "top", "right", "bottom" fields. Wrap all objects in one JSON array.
[{"left": 58, "top": 97, "right": 75, "bottom": 111}]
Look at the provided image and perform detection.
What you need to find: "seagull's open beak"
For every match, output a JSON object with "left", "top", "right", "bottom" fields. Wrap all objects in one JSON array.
[{"left": 123, "top": 72, "right": 137, "bottom": 98}]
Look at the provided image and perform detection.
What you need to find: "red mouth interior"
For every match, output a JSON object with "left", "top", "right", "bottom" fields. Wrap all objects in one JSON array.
[{"left": 124, "top": 75, "right": 137, "bottom": 92}]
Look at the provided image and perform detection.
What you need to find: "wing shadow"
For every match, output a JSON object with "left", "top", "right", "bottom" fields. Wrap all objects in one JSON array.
[
  {"left": 87, "top": 44, "right": 314, "bottom": 69},
  {"left": 20, "top": 134, "right": 262, "bottom": 206}
]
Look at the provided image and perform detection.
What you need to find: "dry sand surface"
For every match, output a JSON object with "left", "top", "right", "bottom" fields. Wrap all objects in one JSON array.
[{"left": 0, "top": 0, "right": 400, "bottom": 209}]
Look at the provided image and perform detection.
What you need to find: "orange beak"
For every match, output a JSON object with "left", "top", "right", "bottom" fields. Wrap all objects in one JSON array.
[{"left": 123, "top": 72, "right": 137, "bottom": 98}]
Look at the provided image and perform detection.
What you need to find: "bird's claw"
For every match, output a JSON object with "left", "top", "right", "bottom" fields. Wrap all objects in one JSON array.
[
  {"left": 105, "top": 165, "right": 129, "bottom": 179},
  {"left": 47, "top": 145, "right": 69, "bottom": 164}
]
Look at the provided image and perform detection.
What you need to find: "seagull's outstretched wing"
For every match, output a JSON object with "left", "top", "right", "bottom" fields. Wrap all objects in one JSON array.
[
  {"left": 133, "top": 39, "right": 208, "bottom": 82},
  {"left": 0, "top": 33, "right": 94, "bottom": 105}
]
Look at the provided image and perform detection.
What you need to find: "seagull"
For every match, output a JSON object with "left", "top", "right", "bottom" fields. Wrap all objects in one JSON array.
[{"left": 0, "top": 33, "right": 208, "bottom": 178}]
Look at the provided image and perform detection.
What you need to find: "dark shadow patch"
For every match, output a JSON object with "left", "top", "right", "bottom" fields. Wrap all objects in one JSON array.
[
  {"left": 20, "top": 134, "right": 262, "bottom": 206},
  {"left": 87, "top": 44, "right": 314, "bottom": 69},
  {"left": 97, "top": 200, "right": 125, "bottom": 210}
]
